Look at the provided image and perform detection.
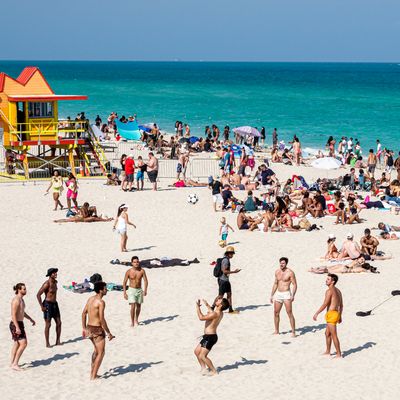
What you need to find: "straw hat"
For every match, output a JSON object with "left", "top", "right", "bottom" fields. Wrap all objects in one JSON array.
[{"left": 225, "top": 246, "right": 235, "bottom": 254}]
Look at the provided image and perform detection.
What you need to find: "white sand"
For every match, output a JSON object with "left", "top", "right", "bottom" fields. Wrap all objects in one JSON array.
[{"left": 0, "top": 163, "right": 399, "bottom": 400}]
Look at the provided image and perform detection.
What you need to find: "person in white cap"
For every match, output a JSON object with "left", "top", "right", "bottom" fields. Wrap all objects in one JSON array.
[
  {"left": 113, "top": 204, "right": 136, "bottom": 252},
  {"left": 324, "top": 234, "right": 339, "bottom": 260},
  {"left": 338, "top": 233, "right": 362, "bottom": 260}
]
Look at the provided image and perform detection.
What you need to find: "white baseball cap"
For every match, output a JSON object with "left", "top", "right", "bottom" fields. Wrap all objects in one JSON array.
[
  {"left": 328, "top": 234, "right": 336, "bottom": 240},
  {"left": 346, "top": 232, "right": 354, "bottom": 239}
]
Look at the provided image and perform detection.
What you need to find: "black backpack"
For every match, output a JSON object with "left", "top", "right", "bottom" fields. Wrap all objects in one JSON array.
[{"left": 213, "top": 257, "right": 230, "bottom": 278}]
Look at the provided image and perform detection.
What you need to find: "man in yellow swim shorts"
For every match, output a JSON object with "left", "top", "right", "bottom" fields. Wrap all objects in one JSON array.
[{"left": 313, "top": 273, "right": 343, "bottom": 358}]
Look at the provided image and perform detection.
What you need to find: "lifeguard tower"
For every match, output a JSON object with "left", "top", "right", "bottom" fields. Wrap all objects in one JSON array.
[{"left": 0, "top": 66, "right": 108, "bottom": 179}]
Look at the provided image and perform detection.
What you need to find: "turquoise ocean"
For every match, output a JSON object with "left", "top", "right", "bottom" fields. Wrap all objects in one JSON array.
[{"left": 1, "top": 61, "right": 399, "bottom": 151}]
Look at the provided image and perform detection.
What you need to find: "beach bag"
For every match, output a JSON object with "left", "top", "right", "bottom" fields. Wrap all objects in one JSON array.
[
  {"left": 299, "top": 218, "right": 311, "bottom": 230},
  {"left": 213, "top": 258, "right": 223, "bottom": 278}
]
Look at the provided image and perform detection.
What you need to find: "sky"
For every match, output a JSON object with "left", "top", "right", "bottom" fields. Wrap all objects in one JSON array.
[{"left": 2, "top": 0, "right": 400, "bottom": 61}]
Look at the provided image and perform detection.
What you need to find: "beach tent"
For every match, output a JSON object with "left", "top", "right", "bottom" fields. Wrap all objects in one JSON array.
[
  {"left": 233, "top": 126, "right": 261, "bottom": 137},
  {"left": 115, "top": 120, "right": 141, "bottom": 141},
  {"left": 311, "top": 157, "right": 342, "bottom": 170}
]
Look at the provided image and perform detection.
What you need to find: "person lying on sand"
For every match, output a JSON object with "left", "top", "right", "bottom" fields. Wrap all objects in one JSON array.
[
  {"left": 309, "top": 257, "right": 379, "bottom": 274},
  {"left": 380, "top": 231, "right": 400, "bottom": 240},
  {"left": 111, "top": 257, "right": 200, "bottom": 268}
]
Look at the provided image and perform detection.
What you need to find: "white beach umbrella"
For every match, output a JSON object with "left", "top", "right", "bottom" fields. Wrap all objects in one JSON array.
[
  {"left": 233, "top": 126, "right": 261, "bottom": 137},
  {"left": 311, "top": 157, "right": 342, "bottom": 170}
]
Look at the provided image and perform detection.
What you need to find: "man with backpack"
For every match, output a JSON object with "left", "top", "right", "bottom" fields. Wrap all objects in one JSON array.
[{"left": 213, "top": 246, "right": 241, "bottom": 313}]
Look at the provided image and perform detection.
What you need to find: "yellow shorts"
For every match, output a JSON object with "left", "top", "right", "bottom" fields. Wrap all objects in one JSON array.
[{"left": 325, "top": 310, "right": 340, "bottom": 325}]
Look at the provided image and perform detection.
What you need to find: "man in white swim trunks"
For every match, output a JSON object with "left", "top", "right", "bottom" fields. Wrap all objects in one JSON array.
[
  {"left": 123, "top": 256, "right": 148, "bottom": 327},
  {"left": 270, "top": 257, "right": 297, "bottom": 337}
]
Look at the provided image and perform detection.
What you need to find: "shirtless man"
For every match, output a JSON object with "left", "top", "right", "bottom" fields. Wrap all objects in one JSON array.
[
  {"left": 123, "top": 256, "right": 149, "bottom": 326},
  {"left": 313, "top": 274, "right": 343, "bottom": 358},
  {"left": 237, "top": 208, "right": 255, "bottom": 230},
  {"left": 194, "top": 297, "right": 230, "bottom": 376},
  {"left": 37, "top": 268, "right": 61, "bottom": 347},
  {"left": 338, "top": 233, "right": 361, "bottom": 259},
  {"left": 270, "top": 257, "right": 297, "bottom": 337},
  {"left": 82, "top": 281, "right": 115, "bottom": 380},
  {"left": 360, "top": 228, "right": 379, "bottom": 255},
  {"left": 10, "top": 283, "right": 35, "bottom": 371}
]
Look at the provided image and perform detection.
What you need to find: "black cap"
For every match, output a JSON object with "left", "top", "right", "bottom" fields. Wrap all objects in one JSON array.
[{"left": 46, "top": 268, "right": 58, "bottom": 277}]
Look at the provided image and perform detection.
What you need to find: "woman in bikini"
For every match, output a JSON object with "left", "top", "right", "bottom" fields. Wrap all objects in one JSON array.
[
  {"left": 66, "top": 173, "right": 78, "bottom": 210},
  {"left": 46, "top": 170, "right": 64, "bottom": 211},
  {"left": 324, "top": 235, "right": 339, "bottom": 259}
]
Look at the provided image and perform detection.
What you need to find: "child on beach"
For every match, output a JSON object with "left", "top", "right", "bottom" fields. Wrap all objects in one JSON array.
[{"left": 219, "top": 217, "right": 234, "bottom": 248}]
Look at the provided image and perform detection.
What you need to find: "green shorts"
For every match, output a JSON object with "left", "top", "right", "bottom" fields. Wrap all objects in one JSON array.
[{"left": 127, "top": 287, "right": 144, "bottom": 304}]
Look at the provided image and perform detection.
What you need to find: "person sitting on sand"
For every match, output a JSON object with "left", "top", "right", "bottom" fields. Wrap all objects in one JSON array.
[
  {"left": 54, "top": 203, "right": 112, "bottom": 223},
  {"left": 237, "top": 208, "right": 255, "bottom": 230},
  {"left": 346, "top": 198, "right": 362, "bottom": 224},
  {"left": 324, "top": 234, "right": 339, "bottom": 260},
  {"left": 277, "top": 210, "right": 300, "bottom": 232},
  {"left": 334, "top": 202, "right": 347, "bottom": 224},
  {"left": 360, "top": 228, "right": 379, "bottom": 256},
  {"left": 309, "top": 257, "right": 379, "bottom": 274},
  {"left": 243, "top": 190, "right": 257, "bottom": 212},
  {"left": 106, "top": 169, "right": 121, "bottom": 186},
  {"left": 271, "top": 148, "right": 282, "bottom": 163}
]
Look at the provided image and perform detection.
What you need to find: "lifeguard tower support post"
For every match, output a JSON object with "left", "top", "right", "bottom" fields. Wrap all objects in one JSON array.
[{"left": 0, "top": 66, "right": 108, "bottom": 179}]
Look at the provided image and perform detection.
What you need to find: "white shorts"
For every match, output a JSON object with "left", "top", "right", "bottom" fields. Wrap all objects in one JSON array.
[
  {"left": 213, "top": 194, "right": 223, "bottom": 204},
  {"left": 116, "top": 228, "right": 127, "bottom": 235},
  {"left": 274, "top": 291, "right": 292, "bottom": 303}
]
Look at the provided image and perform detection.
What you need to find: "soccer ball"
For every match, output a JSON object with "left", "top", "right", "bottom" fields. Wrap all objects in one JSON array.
[{"left": 187, "top": 193, "right": 199, "bottom": 204}]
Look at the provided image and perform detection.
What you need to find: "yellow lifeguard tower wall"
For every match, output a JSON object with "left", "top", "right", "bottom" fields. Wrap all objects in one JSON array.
[{"left": 0, "top": 67, "right": 59, "bottom": 147}]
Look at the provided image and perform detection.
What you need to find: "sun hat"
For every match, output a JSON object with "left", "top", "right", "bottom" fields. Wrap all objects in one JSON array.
[
  {"left": 46, "top": 268, "right": 58, "bottom": 277},
  {"left": 225, "top": 246, "right": 235, "bottom": 254}
]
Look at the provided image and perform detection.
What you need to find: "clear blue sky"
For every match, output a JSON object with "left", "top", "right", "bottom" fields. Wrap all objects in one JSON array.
[{"left": 3, "top": 0, "right": 400, "bottom": 61}]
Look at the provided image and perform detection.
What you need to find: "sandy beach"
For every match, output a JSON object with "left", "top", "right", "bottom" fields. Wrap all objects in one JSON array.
[{"left": 1, "top": 162, "right": 400, "bottom": 400}]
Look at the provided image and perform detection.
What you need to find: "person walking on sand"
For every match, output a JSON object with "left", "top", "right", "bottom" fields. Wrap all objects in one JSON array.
[
  {"left": 214, "top": 246, "right": 240, "bottom": 313},
  {"left": 10, "top": 283, "right": 35, "bottom": 371},
  {"left": 45, "top": 170, "right": 64, "bottom": 210},
  {"left": 82, "top": 282, "right": 115, "bottom": 380},
  {"left": 313, "top": 273, "right": 343, "bottom": 358},
  {"left": 36, "top": 268, "right": 62, "bottom": 347},
  {"left": 123, "top": 256, "right": 148, "bottom": 327},
  {"left": 270, "top": 257, "right": 297, "bottom": 337},
  {"left": 113, "top": 204, "right": 136, "bottom": 252},
  {"left": 219, "top": 217, "right": 234, "bottom": 248},
  {"left": 194, "top": 297, "right": 230, "bottom": 376},
  {"left": 65, "top": 173, "right": 78, "bottom": 210}
]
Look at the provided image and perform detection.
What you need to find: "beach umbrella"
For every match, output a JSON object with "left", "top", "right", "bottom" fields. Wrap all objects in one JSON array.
[
  {"left": 233, "top": 126, "right": 261, "bottom": 137},
  {"left": 311, "top": 157, "right": 342, "bottom": 170},
  {"left": 356, "top": 290, "right": 400, "bottom": 317}
]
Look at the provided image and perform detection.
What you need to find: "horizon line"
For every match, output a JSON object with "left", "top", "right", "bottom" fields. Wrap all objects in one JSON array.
[{"left": 0, "top": 59, "right": 399, "bottom": 64}]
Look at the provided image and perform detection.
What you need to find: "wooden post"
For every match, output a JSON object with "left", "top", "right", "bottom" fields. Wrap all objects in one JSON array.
[
  {"left": 22, "top": 150, "right": 29, "bottom": 179},
  {"left": 68, "top": 147, "right": 76, "bottom": 177}
]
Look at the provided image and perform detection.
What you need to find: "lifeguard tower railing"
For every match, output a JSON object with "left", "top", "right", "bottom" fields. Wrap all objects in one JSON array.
[{"left": 0, "top": 116, "right": 109, "bottom": 179}]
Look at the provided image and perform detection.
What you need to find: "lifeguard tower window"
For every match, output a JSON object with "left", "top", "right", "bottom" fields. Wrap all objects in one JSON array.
[{"left": 28, "top": 102, "right": 54, "bottom": 118}]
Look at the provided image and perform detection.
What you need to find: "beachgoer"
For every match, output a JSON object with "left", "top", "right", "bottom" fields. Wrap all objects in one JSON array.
[
  {"left": 136, "top": 156, "right": 146, "bottom": 191},
  {"left": 237, "top": 208, "right": 255, "bottom": 230},
  {"left": 147, "top": 152, "right": 159, "bottom": 191},
  {"left": 45, "top": 170, "right": 64, "bottom": 210},
  {"left": 215, "top": 246, "right": 240, "bottom": 313},
  {"left": 367, "top": 149, "right": 377, "bottom": 179},
  {"left": 65, "top": 173, "right": 78, "bottom": 210},
  {"left": 82, "top": 282, "right": 115, "bottom": 380},
  {"left": 10, "top": 283, "right": 35, "bottom": 371},
  {"left": 113, "top": 204, "right": 136, "bottom": 252},
  {"left": 36, "top": 268, "right": 61, "bottom": 347},
  {"left": 209, "top": 178, "right": 223, "bottom": 212},
  {"left": 313, "top": 274, "right": 343, "bottom": 358},
  {"left": 309, "top": 257, "right": 379, "bottom": 274},
  {"left": 324, "top": 234, "right": 339, "bottom": 259},
  {"left": 219, "top": 217, "right": 234, "bottom": 247},
  {"left": 360, "top": 228, "right": 380, "bottom": 256},
  {"left": 123, "top": 154, "right": 135, "bottom": 192},
  {"left": 270, "top": 257, "right": 297, "bottom": 337},
  {"left": 194, "top": 297, "right": 230, "bottom": 375},
  {"left": 123, "top": 256, "right": 148, "bottom": 327}
]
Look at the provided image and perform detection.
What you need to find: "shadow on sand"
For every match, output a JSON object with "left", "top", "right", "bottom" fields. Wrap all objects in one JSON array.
[
  {"left": 281, "top": 323, "right": 326, "bottom": 336},
  {"left": 140, "top": 315, "right": 179, "bottom": 325},
  {"left": 27, "top": 352, "right": 79, "bottom": 368},
  {"left": 342, "top": 342, "right": 377, "bottom": 358},
  {"left": 235, "top": 304, "right": 270, "bottom": 312},
  {"left": 218, "top": 357, "right": 268, "bottom": 372},
  {"left": 102, "top": 361, "right": 163, "bottom": 378},
  {"left": 128, "top": 245, "right": 156, "bottom": 252}
]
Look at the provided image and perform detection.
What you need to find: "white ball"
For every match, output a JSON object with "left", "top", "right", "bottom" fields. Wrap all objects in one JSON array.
[{"left": 187, "top": 193, "right": 199, "bottom": 204}]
